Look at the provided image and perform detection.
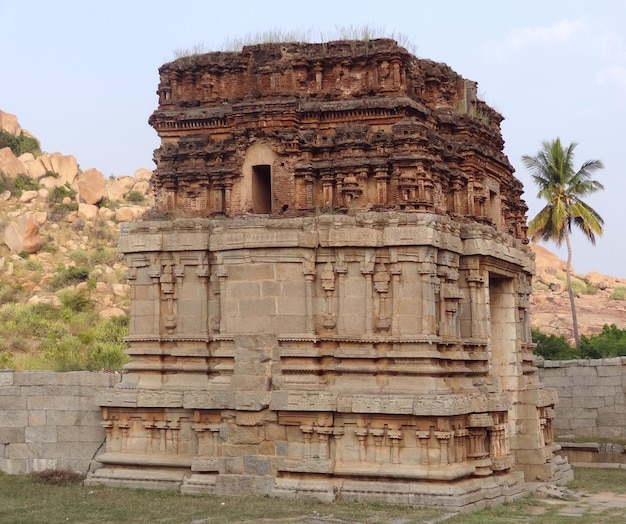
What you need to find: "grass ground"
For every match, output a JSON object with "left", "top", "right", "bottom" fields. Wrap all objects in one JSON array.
[{"left": 0, "top": 467, "right": 625, "bottom": 523}]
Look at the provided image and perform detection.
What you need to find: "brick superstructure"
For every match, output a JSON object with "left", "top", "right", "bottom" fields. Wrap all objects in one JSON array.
[{"left": 88, "top": 40, "right": 571, "bottom": 508}]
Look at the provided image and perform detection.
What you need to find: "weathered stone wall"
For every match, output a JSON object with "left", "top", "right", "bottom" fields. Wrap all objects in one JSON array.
[
  {"left": 0, "top": 370, "right": 120, "bottom": 474},
  {"left": 537, "top": 357, "right": 626, "bottom": 440}
]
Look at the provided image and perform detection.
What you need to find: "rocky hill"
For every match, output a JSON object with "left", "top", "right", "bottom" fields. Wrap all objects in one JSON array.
[
  {"left": 1, "top": 109, "right": 625, "bottom": 344},
  {"left": 0, "top": 110, "right": 152, "bottom": 320},
  {"left": 530, "top": 244, "right": 626, "bottom": 340}
]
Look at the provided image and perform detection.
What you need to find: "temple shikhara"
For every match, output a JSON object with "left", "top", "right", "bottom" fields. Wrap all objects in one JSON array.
[{"left": 87, "top": 39, "right": 571, "bottom": 508}]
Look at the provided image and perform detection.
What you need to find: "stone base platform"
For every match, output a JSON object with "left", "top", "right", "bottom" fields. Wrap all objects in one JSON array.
[{"left": 87, "top": 466, "right": 527, "bottom": 510}]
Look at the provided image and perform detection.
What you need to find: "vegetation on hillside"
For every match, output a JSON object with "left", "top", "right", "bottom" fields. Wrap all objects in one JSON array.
[
  {"left": 0, "top": 295, "right": 128, "bottom": 371},
  {"left": 533, "top": 325, "right": 626, "bottom": 360},
  {"left": 0, "top": 129, "right": 41, "bottom": 157}
]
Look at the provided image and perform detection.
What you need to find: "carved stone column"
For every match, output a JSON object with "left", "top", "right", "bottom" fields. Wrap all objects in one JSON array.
[
  {"left": 301, "top": 425, "right": 313, "bottom": 458},
  {"left": 335, "top": 256, "right": 348, "bottom": 334},
  {"left": 418, "top": 260, "right": 437, "bottom": 335},
  {"left": 355, "top": 427, "right": 368, "bottom": 461},
  {"left": 371, "top": 428, "right": 385, "bottom": 463},
  {"left": 303, "top": 261, "right": 316, "bottom": 335},
  {"left": 360, "top": 255, "right": 375, "bottom": 335},
  {"left": 416, "top": 430, "right": 431, "bottom": 465},
  {"left": 320, "top": 262, "right": 336, "bottom": 330},
  {"left": 388, "top": 429, "right": 403, "bottom": 464},
  {"left": 435, "top": 430, "right": 453, "bottom": 465}
]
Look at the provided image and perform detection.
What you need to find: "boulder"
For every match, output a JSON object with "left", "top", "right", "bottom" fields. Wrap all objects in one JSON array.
[
  {"left": 0, "top": 190, "right": 10, "bottom": 201},
  {"left": 32, "top": 212, "right": 48, "bottom": 225},
  {"left": 19, "top": 190, "right": 39, "bottom": 203},
  {"left": 112, "top": 283, "right": 129, "bottom": 297},
  {"left": 26, "top": 156, "right": 51, "bottom": 181},
  {"left": 106, "top": 175, "right": 135, "bottom": 201},
  {"left": 50, "top": 152, "right": 79, "bottom": 185},
  {"left": 134, "top": 168, "right": 152, "bottom": 181},
  {"left": 133, "top": 179, "right": 151, "bottom": 194},
  {"left": 0, "top": 110, "right": 20, "bottom": 135},
  {"left": 0, "top": 147, "right": 27, "bottom": 178},
  {"left": 116, "top": 206, "right": 145, "bottom": 222},
  {"left": 77, "top": 168, "right": 106, "bottom": 204},
  {"left": 78, "top": 203, "right": 99, "bottom": 220},
  {"left": 3, "top": 214, "right": 42, "bottom": 253},
  {"left": 98, "top": 207, "right": 115, "bottom": 221}
]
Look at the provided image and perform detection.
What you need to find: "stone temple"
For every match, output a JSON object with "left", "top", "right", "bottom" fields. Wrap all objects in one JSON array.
[{"left": 87, "top": 39, "right": 571, "bottom": 508}]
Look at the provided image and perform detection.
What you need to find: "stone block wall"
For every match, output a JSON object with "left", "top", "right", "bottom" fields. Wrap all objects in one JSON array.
[
  {"left": 537, "top": 357, "right": 626, "bottom": 440},
  {"left": 0, "top": 370, "right": 120, "bottom": 474}
]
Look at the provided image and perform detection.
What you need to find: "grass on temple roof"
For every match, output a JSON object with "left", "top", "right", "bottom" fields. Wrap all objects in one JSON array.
[{"left": 172, "top": 26, "right": 417, "bottom": 58}]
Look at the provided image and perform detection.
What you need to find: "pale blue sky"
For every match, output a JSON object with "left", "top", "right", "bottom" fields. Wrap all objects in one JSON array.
[{"left": 2, "top": 0, "right": 625, "bottom": 277}]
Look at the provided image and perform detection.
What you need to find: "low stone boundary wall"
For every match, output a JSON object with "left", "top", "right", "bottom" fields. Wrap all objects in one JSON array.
[
  {"left": 536, "top": 357, "right": 626, "bottom": 441},
  {"left": 1, "top": 360, "right": 625, "bottom": 475},
  {"left": 0, "top": 370, "right": 120, "bottom": 474}
]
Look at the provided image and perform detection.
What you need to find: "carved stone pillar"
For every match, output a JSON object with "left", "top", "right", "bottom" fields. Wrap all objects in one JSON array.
[
  {"left": 211, "top": 266, "right": 227, "bottom": 333},
  {"left": 390, "top": 259, "right": 402, "bottom": 337},
  {"left": 118, "top": 420, "right": 130, "bottom": 453},
  {"left": 320, "top": 262, "right": 336, "bottom": 330},
  {"left": 373, "top": 264, "right": 391, "bottom": 332},
  {"left": 435, "top": 430, "right": 453, "bottom": 465},
  {"left": 371, "top": 428, "right": 385, "bottom": 463},
  {"left": 148, "top": 260, "right": 161, "bottom": 334},
  {"left": 335, "top": 256, "right": 348, "bottom": 334},
  {"left": 361, "top": 255, "right": 375, "bottom": 335},
  {"left": 101, "top": 420, "right": 113, "bottom": 452},
  {"left": 454, "top": 428, "right": 469, "bottom": 463},
  {"left": 301, "top": 425, "right": 313, "bottom": 458},
  {"left": 418, "top": 261, "right": 437, "bottom": 335},
  {"left": 332, "top": 427, "right": 344, "bottom": 463},
  {"left": 168, "top": 419, "right": 180, "bottom": 455},
  {"left": 388, "top": 429, "right": 403, "bottom": 464},
  {"left": 156, "top": 420, "right": 168, "bottom": 454},
  {"left": 196, "top": 260, "right": 210, "bottom": 335},
  {"left": 355, "top": 427, "right": 368, "bottom": 461},
  {"left": 316, "top": 427, "right": 333, "bottom": 460},
  {"left": 143, "top": 419, "right": 155, "bottom": 454},
  {"left": 303, "top": 261, "right": 316, "bottom": 335},
  {"left": 467, "top": 268, "right": 485, "bottom": 339},
  {"left": 416, "top": 430, "right": 431, "bottom": 465}
]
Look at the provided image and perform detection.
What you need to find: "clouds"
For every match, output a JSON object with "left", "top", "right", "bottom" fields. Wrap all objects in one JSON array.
[
  {"left": 597, "top": 65, "right": 626, "bottom": 87},
  {"left": 486, "top": 17, "right": 626, "bottom": 91},
  {"left": 503, "top": 19, "right": 588, "bottom": 51}
]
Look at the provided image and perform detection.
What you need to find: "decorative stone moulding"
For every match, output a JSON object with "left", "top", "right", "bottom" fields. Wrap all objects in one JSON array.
[{"left": 86, "top": 39, "right": 572, "bottom": 508}]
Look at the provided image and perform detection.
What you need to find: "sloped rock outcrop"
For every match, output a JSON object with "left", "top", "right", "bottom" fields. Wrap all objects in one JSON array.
[{"left": 3, "top": 214, "right": 42, "bottom": 254}]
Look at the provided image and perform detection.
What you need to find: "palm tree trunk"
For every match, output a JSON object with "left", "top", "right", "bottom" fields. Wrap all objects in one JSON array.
[{"left": 564, "top": 230, "right": 580, "bottom": 347}]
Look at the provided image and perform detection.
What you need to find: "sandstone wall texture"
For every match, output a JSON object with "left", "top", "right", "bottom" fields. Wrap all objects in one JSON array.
[
  {"left": 0, "top": 371, "right": 120, "bottom": 474},
  {"left": 537, "top": 357, "right": 626, "bottom": 440},
  {"left": 86, "top": 39, "right": 570, "bottom": 509}
]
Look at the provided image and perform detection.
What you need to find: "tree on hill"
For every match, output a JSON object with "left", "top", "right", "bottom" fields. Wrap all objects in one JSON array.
[{"left": 523, "top": 138, "right": 604, "bottom": 347}]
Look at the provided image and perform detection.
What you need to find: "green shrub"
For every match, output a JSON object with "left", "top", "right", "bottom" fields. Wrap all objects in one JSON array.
[
  {"left": 124, "top": 190, "right": 146, "bottom": 203},
  {"left": 48, "top": 266, "right": 90, "bottom": 291},
  {"left": 579, "top": 324, "right": 626, "bottom": 359},
  {"left": 48, "top": 183, "right": 75, "bottom": 204},
  {"left": 612, "top": 286, "right": 626, "bottom": 301},
  {"left": 0, "top": 173, "right": 39, "bottom": 197},
  {"left": 0, "top": 300, "right": 128, "bottom": 371},
  {"left": 59, "top": 289, "right": 93, "bottom": 313},
  {"left": 532, "top": 329, "right": 579, "bottom": 360},
  {"left": 569, "top": 278, "right": 586, "bottom": 295},
  {"left": 48, "top": 201, "right": 78, "bottom": 222},
  {"left": 0, "top": 130, "right": 41, "bottom": 157}
]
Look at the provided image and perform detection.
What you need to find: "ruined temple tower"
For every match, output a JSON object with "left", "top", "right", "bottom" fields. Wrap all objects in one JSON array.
[{"left": 88, "top": 39, "right": 571, "bottom": 507}]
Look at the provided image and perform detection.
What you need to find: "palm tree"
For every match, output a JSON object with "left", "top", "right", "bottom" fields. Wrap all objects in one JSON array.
[{"left": 522, "top": 138, "right": 604, "bottom": 347}]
